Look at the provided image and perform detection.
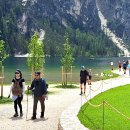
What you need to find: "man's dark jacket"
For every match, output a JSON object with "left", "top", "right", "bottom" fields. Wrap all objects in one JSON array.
[{"left": 30, "top": 78, "right": 47, "bottom": 97}]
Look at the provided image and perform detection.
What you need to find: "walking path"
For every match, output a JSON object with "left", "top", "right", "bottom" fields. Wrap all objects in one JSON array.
[
  {"left": 59, "top": 70, "right": 130, "bottom": 130},
  {"left": 0, "top": 86, "right": 80, "bottom": 130}
]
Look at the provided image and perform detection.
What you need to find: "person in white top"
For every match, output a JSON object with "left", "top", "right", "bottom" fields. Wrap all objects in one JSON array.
[
  {"left": 8, "top": 69, "right": 25, "bottom": 117},
  {"left": 110, "top": 62, "right": 114, "bottom": 70}
]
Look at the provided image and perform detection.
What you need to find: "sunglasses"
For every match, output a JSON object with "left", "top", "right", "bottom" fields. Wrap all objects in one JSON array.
[
  {"left": 15, "top": 72, "right": 20, "bottom": 74},
  {"left": 35, "top": 75, "right": 39, "bottom": 77}
]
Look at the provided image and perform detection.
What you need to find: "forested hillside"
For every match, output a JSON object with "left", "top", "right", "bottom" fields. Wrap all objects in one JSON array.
[{"left": 0, "top": 0, "right": 120, "bottom": 57}]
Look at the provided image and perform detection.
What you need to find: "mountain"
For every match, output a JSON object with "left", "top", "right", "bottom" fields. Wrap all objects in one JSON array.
[
  {"left": 97, "top": 0, "right": 130, "bottom": 50},
  {"left": 0, "top": 0, "right": 123, "bottom": 57}
]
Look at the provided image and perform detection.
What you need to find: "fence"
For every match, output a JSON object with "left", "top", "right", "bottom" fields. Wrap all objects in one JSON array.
[{"left": 80, "top": 74, "right": 130, "bottom": 129}]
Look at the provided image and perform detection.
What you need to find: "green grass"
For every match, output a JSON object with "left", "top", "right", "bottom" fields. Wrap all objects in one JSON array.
[
  {"left": 78, "top": 84, "right": 130, "bottom": 130},
  {"left": 25, "top": 90, "right": 57, "bottom": 95},
  {"left": 0, "top": 97, "right": 12, "bottom": 104},
  {"left": 102, "top": 70, "right": 119, "bottom": 80},
  {"left": 55, "top": 84, "right": 78, "bottom": 89}
]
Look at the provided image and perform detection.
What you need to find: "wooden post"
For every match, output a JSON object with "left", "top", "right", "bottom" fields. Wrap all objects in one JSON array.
[
  {"left": 71, "top": 66, "right": 72, "bottom": 84},
  {"left": 102, "top": 100, "right": 105, "bottom": 130},
  {"left": 41, "top": 67, "right": 44, "bottom": 77},
  {"left": 31, "top": 66, "right": 34, "bottom": 82},
  {"left": 1, "top": 66, "right": 4, "bottom": 98},
  {"left": 62, "top": 66, "right": 63, "bottom": 85}
]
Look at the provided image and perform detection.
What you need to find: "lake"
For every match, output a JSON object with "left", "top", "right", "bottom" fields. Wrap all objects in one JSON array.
[{"left": 1, "top": 57, "right": 129, "bottom": 84}]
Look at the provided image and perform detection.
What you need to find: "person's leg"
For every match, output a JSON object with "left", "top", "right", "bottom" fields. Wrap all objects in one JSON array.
[
  {"left": 84, "top": 81, "right": 86, "bottom": 94},
  {"left": 32, "top": 96, "right": 38, "bottom": 119},
  {"left": 17, "top": 95, "right": 23, "bottom": 117},
  {"left": 39, "top": 97, "right": 45, "bottom": 118},
  {"left": 80, "top": 79, "right": 83, "bottom": 95},
  {"left": 14, "top": 99, "right": 18, "bottom": 117}
]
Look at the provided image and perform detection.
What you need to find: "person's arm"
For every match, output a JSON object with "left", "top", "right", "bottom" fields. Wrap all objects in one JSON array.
[
  {"left": 28, "top": 80, "right": 34, "bottom": 90},
  {"left": 42, "top": 80, "right": 48, "bottom": 96}
]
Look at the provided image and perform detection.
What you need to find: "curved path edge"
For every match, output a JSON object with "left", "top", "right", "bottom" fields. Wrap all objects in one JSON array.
[{"left": 59, "top": 71, "right": 130, "bottom": 130}]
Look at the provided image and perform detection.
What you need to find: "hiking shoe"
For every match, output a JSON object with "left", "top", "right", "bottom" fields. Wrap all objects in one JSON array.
[
  {"left": 13, "top": 113, "right": 18, "bottom": 117},
  {"left": 31, "top": 114, "right": 36, "bottom": 120},
  {"left": 20, "top": 113, "right": 23, "bottom": 117},
  {"left": 40, "top": 112, "right": 44, "bottom": 118}
]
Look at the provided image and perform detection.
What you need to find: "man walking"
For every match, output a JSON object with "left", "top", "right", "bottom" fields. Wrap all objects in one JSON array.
[
  {"left": 80, "top": 66, "right": 89, "bottom": 95},
  {"left": 28, "top": 71, "right": 48, "bottom": 120}
]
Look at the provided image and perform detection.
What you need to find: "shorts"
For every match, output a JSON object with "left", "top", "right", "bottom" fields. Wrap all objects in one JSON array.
[
  {"left": 123, "top": 67, "right": 126, "bottom": 70},
  {"left": 80, "top": 79, "right": 86, "bottom": 85},
  {"left": 119, "top": 65, "right": 121, "bottom": 68}
]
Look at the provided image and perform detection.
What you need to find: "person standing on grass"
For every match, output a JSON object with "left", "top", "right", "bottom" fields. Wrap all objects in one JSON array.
[
  {"left": 127, "top": 60, "right": 130, "bottom": 76},
  {"left": 80, "top": 66, "right": 89, "bottom": 95},
  {"left": 8, "top": 69, "right": 25, "bottom": 117},
  {"left": 28, "top": 71, "right": 48, "bottom": 120},
  {"left": 110, "top": 61, "right": 114, "bottom": 70},
  {"left": 118, "top": 61, "right": 122, "bottom": 72}
]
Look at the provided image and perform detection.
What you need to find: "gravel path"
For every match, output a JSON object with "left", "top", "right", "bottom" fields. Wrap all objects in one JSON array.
[{"left": 0, "top": 85, "right": 80, "bottom": 130}]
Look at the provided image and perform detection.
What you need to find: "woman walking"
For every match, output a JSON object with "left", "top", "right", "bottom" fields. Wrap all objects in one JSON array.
[{"left": 8, "top": 69, "right": 25, "bottom": 117}]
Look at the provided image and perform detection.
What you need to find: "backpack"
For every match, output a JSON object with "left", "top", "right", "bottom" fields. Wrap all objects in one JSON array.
[{"left": 12, "top": 79, "right": 23, "bottom": 96}]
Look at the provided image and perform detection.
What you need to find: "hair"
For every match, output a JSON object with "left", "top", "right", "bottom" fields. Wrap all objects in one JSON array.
[
  {"left": 15, "top": 69, "right": 22, "bottom": 78},
  {"left": 35, "top": 71, "right": 41, "bottom": 75}
]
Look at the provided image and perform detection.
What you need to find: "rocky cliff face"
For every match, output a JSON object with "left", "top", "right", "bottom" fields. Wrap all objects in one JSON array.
[
  {"left": 19, "top": 0, "right": 100, "bottom": 34},
  {"left": 97, "top": 0, "right": 130, "bottom": 46}
]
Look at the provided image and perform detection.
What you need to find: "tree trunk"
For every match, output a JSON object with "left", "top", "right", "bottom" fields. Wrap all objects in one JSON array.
[{"left": 1, "top": 66, "right": 4, "bottom": 99}]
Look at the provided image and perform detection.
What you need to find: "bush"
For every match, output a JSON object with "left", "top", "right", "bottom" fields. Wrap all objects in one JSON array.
[{"left": 0, "top": 97, "right": 12, "bottom": 104}]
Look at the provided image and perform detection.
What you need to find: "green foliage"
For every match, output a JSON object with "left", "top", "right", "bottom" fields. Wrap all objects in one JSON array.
[
  {"left": 78, "top": 84, "right": 130, "bottom": 129},
  {"left": 102, "top": 70, "right": 119, "bottom": 80},
  {"left": 0, "top": 1, "right": 120, "bottom": 57},
  {"left": 0, "top": 96, "right": 12, "bottom": 104},
  {"left": 0, "top": 40, "right": 9, "bottom": 64},
  {"left": 55, "top": 85, "right": 78, "bottom": 89},
  {"left": 27, "top": 32, "right": 45, "bottom": 71},
  {"left": 61, "top": 34, "right": 74, "bottom": 72}
]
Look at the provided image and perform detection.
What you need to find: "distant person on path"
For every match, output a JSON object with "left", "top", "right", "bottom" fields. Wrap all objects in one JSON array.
[
  {"left": 80, "top": 66, "right": 89, "bottom": 95},
  {"left": 127, "top": 60, "right": 130, "bottom": 76},
  {"left": 8, "top": 69, "right": 25, "bottom": 117},
  {"left": 28, "top": 71, "right": 48, "bottom": 120},
  {"left": 118, "top": 61, "right": 122, "bottom": 72},
  {"left": 88, "top": 69, "right": 92, "bottom": 85},
  {"left": 110, "top": 61, "right": 114, "bottom": 70},
  {"left": 123, "top": 61, "right": 127, "bottom": 74}
]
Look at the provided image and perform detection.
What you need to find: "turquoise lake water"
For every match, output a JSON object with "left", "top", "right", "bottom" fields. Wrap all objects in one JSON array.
[{"left": 1, "top": 57, "right": 129, "bottom": 84}]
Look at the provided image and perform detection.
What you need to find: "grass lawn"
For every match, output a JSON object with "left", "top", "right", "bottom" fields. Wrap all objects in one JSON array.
[
  {"left": 78, "top": 84, "right": 130, "bottom": 130},
  {"left": 0, "top": 97, "right": 12, "bottom": 104},
  {"left": 102, "top": 70, "right": 119, "bottom": 80}
]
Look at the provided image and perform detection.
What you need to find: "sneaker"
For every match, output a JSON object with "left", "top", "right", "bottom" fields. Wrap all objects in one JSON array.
[
  {"left": 79, "top": 92, "right": 83, "bottom": 95},
  {"left": 13, "top": 113, "right": 18, "bottom": 117}
]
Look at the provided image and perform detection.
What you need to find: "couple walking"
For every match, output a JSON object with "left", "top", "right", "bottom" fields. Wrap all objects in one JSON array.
[{"left": 8, "top": 69, "right": 48, "bottom": 120}]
